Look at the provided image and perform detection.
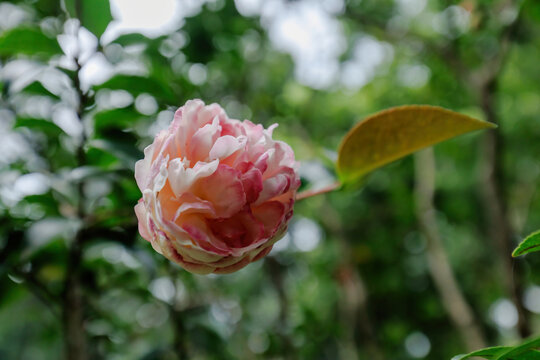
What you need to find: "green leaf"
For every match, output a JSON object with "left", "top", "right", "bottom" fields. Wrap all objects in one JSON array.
[
  {"left": 34, "top": 0, "right": 63, "bottom": 17},
  {"left": 0, "top": 27, "right": 61, "bottom": 57},
  {"left": 513, "top": 230, "right": 540, "bottom": 257},
  {"left": 452, "top": 346, "right": 511, "bottom": 360},
  {"left": 495, "top": 336, "right": 540, "bottom": 359},
  {"left": 20, "top": 81, "right": 61, "bottom": 100},
  {"left": 500, "top": 350, "right": 540, "bottom": 360},
  {"left": 94, "top": 107, "right": 141, "bottom": 134},
  {"left": 112, "top": 33, "right": 153, "bottom": 47},
  {"left": 88, "top": 139, "right": 142, "bottom": 169},
  {"left": 336, "top": 105, "right": 497, "bottom": 185},
  {"left": 452, "top": 336, "right": 540, "bottom": 360},
  {"left": 63, "top": 0, "right": 112, "bottom": 38},
  {"left": 0, "top": 279, "right": 27, "bottom": 309},
  {"left": 14, "top": 118, "right": 65, "bottom": 136},
  {"left": 68, "top": 166, "right": 131, "bottom": 182},
  {"left": 94, "top": 75, "right": 175, "bottom": 104},
  {"left": 22, "top": 194, "right": 60, "bottom": 217},
  {"left": 520, "top": 351, "right": 540, "bottom": 360}
]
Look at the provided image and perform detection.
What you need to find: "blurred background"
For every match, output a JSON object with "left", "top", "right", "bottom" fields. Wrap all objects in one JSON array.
[{"left": 1, "top": 0, "right": 540, "bottom": 359}]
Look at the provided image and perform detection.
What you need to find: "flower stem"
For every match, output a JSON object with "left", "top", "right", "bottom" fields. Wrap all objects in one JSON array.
[{"left": 295, "top": 181, "right": 341, "bottom": 201}]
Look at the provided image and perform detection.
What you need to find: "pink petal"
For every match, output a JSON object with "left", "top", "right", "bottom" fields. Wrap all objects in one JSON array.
[
  {"left": 194, "top": 164, "right": 246, "bottom": 218},
  {"left": 219, "top": 118, "right": 243, "bottom": 137},
  {"left": 173, "top": 193, "right": 216, "bottom": 222},
  {"left": 181, "top": 215, "right": 230, "bottom": 255},
  {"left": 263, "top": 141, "right": 296, "bottom": 179},
  {"left": 174, "top": 244, "right": 223, "bottom": 264},
  {"left": 174, "top": 100, "right": 218, "bottom": 157},
  {"left": 242, "top": 120, "right": 264, "bottom": 145},
  {"left": 240, "top": 166, "right": 263, "bottom": 203},
  {"left": 213, "top": 256, "right": 251, "bottom": 274},
  {"left": 188, "top": 117, "right": 221, "bottom": 163},
  {"left": 252, "top": 201, "right": 286, "bottom": 238},
  {"left": 165, "top": 242, "right": 215, "bottom": 274},
  {"left": 253, "top": 167, "right": 296, "bottom": 205},
  {"left": 168, "top": 158, "right": 218, "bottom": 196},
  {"left": 207, "top": 210, "right": 264, "bottom": 249},
  {"left": 209, "top": 135, "right": 246, "bottom": 161},
  {"left": 266, "top": 123, "right": 278, "bottom": 136},
  {"left": 134, "top": 200, "right": 152, "bottom": 241},
  {"left": 253, "top": 151, "right": 270, "bottom": 173},
  {"left": 134, "top": 144, "right": 154, "bottom": 191}
]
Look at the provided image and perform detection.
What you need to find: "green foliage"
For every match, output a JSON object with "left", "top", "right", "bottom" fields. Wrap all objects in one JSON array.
[
  {"left": 0, "top": 27, "right": 61, "bottom": 57},
  {"left": 62, "top": 0, "right": 112, "bottom": 38},
  {"left": 513, "top": 230, "right": 540, "bottom": 257},
  {"left": 14, "top": 118, "right": 65, "bottom": 136},
  {"left": 95, "top": 75, "right": 176, "bottom": 105},
  {"left": 20, "top": 81, "right": 61, "bottom": 100},
  {"left": 93, "top": 107, "right": 141, "bottom": 134},
  {"left": 453, "top": 336, "right": 540, "bottom": 359},
  {"left": 452, "top": 346, "right": 513, "bottom": 360}
]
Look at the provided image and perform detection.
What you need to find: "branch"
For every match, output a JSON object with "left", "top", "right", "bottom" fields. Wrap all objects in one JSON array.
[
  {"left": 13, "top": 267, "right": 61, "bottom": 319},
  {"left": 265, "top": 257, "right": 295, "bottom": 359},
  {"left": 317, "top": 205, "right": 385, "bottom": 360},
  {"left": 475, "top": 3, "right": 531, "bottom": 338},
  {"left": 414, "top": 149, "right": 487, "bottom": 352},
  {"left": 62, "top": 22, "right": 90, "bottom": 360},
  {"left": 168, "top": 265, "right": 189, "bottom": 360}
]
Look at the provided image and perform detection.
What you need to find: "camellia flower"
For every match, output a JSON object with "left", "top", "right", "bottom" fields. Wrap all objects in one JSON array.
[{"left": 134, "top": 100, "right": 300, "bottom": 274}]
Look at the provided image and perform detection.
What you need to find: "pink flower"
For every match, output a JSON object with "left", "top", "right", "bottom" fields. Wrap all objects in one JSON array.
[{"left": 134, "top": 100, "right": 300, "bottom": 274}]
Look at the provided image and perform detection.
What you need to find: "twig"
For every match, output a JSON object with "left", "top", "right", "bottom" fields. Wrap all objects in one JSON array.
[
  {"left": 414, "top": 149, "right": 487, "bottom": 351},
  {"left": 295, "top": 182, "right": 341, "bottom": 201}
]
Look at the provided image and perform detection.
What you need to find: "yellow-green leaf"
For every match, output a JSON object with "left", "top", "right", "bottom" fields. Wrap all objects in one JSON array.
[{"left": 337, "top": 105, "right": 496, "bottom": 184}]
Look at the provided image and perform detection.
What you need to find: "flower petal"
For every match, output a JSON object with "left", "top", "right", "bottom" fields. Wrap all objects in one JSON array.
[
  {"left": 181, "top": 215, "right": 230, "bottom": 255},
  {"left": 213, "top": 256, "right": 251, "bottom": 274},
  {"left": 254, "top": 167, "right": 296, "bottom": 205},
  {"left": 168, "top": 158, "right": 218, "bottom": 197},
  {"left": 252, "top": 201, "right": 286, "bottom": 238},
  {"left": 240, "top": 166, "right": 263, "bottom": 203},
  {"left": 188, "top": 117, "right": 221, "bottom": 163},
  {"left": 134, "top": 144, "right": 155, "bottom": 191},
  {"left": 209, "top": 135, "right": 246, "bottom": 161},
  {"left": 207, "top": 209, "right": 264, "bottom": 249},
  {"left": 173, "top": 192, "right": 216, "bottom": 222},
  {"left": 194, "top": 164, "right": 246, "bottom": 218},
  {"left": 134, "top": 200, "right": 152, "bottom": 241}
]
